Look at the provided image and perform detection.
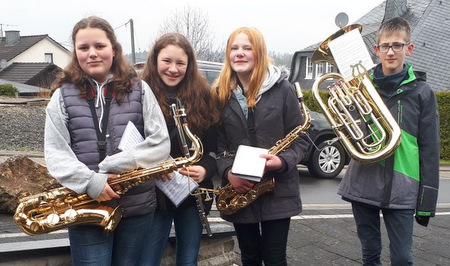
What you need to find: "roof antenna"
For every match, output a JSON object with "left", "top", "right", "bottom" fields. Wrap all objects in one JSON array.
[{"left": 0, "top": 23, "right": 19, "bottom": 40}]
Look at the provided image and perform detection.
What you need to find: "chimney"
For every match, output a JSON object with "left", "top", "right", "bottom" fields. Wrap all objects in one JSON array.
[
  {"left": 5, "top": 30, "right": 20, "bottom": 46},
  {"left": 383, "top": 0, "right": 408, "bottom": 21}
]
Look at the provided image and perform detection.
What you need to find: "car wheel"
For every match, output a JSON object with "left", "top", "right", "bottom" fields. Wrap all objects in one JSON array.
[{"left": 307, "top": 140, "right": 345, "bottom": 179}]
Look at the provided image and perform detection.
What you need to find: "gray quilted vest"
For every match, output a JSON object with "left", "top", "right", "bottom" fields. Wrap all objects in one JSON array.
[{"left": 61, "top": 80, "right": 156, "bottom": 217}]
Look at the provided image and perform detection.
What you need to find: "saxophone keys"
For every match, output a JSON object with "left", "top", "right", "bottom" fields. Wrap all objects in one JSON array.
[
  {"left": 204, "top": 191, "right": 212, "bottom": 202},
  {"left": 46, "top": 213, "right": 60, "bottom": 226},
  {"left": 63, "top": 209, "right": 78, "bottom": 222}
]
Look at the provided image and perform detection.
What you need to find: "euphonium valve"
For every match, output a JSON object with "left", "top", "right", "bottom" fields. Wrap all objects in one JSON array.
[{"left": 311, "top": 24, "right": 401, "bottom": 163}]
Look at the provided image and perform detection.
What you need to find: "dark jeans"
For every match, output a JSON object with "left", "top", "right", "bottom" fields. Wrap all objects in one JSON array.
[
  {"left": 234, "top": 218, "right": 291, "bottom": 266},
  {"left": 352, "top": 202, "right": 414, "bottom": 266},
  {"left": 68, "top": 211, "right": 154, "bottom": 266},
  {"left": 144, "top": 204, "right": 203, "bottom": 266}
]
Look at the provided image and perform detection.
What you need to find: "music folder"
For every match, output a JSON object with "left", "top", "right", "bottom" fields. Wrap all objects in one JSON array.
[{"left": 231, "top": 145, "right": 268, "bottom": 182}]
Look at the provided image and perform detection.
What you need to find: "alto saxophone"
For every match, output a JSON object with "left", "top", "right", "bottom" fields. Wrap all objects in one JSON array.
[
  {"left": 213, "top": 83, "right": 311, "bottom": 215},
  {"left": 14, "top": 105, "right": 203, "bottom": 235}
]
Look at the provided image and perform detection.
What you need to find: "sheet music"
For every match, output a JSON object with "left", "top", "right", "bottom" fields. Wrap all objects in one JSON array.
[
  {"left": 328, "top": 28, "right": 375, "bottom": 82},
  {"left": 118, "top": 121, "right": 197, "bottom": 206},
  {"left": 118, "top": 121, "right": 144, "bottom": 151},
  {"left": 155, "top": 170, "right": 199, "bottom": 207}
]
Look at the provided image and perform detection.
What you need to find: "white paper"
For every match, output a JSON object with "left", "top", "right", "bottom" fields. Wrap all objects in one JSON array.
[
  {"left": 231, "top": 145, "right": 268, "bottom": 182},
  {"left": 118, "top": 121, "right": 197, "bottom": 206},
  {"left": 118, "top": 121, "right": 144, "bottom": 151},
  {"left": 155, "top": 170, "right": 199, "bottom": 206},
  {"left": 328, "top": 28, "right": 375, "bottom": 82}
]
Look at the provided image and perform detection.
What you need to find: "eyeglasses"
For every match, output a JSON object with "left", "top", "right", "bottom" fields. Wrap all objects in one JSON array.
[{"left": 377, "top": 43, "right": 408, "bottom": 53}]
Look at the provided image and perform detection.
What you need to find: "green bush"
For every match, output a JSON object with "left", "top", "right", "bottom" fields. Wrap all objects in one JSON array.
[
  {"left": 303, "top": 89, "right": 328, "bottom": 113},
  {"left": 436, "top": 92, "right": 450, "bottom": 160},
  {"left": 0, "top": 83, "right": 19, "bottom": 97},
  {"left": 303, "top": 89, "right": 450, "bottom": 161}
]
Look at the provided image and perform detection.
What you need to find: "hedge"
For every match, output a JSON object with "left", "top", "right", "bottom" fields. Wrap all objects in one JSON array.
[{"left": 0, "top": 84, "right": 19, "bottom": 97}]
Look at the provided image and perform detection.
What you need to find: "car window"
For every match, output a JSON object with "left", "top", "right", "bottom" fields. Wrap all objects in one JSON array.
[{"left": 201, "top": 70, "right": 220, "bottom": 85}]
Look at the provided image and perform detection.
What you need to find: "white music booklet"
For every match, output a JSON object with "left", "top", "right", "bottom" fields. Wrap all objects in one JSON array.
[
  {"left": 328, "top": 28, "right": 375, "bottom": 82},
  {"left": 231, "top": 145, "right": 268, "bottom": 182},
  {"left": 118, "top": 121, "right": 144, "bottom": 151},
  {"left": 118, "top": 121, "right": 197, "bottom": 206}
]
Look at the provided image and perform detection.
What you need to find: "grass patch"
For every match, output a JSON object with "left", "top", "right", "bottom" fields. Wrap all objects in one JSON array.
[{"left": 440, "top": 160, "right": 450, "bottom": 166}]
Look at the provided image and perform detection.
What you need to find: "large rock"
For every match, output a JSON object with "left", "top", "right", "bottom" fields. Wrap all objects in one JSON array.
[{"left": 0, "top": 155, "right": 60, "bottom": 214}]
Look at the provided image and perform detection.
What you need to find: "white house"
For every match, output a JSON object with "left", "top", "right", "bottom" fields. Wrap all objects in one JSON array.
[
  {"left": 0, "top": 30, "right": 70, "bottom": 69},
  {"left": 0, "top": 30, "right": 71, "bottom": 91}
]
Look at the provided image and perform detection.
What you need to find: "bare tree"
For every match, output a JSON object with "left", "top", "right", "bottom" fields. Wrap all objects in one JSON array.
[{"left": 157, "top": 6, "right": 220, "bottom": 61}]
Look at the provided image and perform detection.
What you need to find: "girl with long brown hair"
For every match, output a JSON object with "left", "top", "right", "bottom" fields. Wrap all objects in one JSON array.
[
  {"left": 45, "top": 16, "right": 170, "bottom": 265},
  {"left": 141, "top": 32, "right": 219, "bottom": 265}
]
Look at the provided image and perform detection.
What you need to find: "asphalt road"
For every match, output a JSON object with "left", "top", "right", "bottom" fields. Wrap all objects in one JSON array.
[{"left": 1, "top": 152, "right": 450, "bottom": 265}]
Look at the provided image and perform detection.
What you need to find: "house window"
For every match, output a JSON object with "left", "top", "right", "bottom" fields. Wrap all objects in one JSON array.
[
  {"left": 315, "top": 62, "right": 324, "bottom": 78},
  {"left": 305, "top": 57, "right": 313, "bottom": 79},
  {"left": 45, "top": 53, "right": 53, "bottom": 63},
  {"left": 326, "top": 62, "right": 333, "bottom": 73}
]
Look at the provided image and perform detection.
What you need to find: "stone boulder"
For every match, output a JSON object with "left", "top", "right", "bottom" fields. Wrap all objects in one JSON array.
[{"left": 0, "top": 155, "right": 60, "bottom": 214}]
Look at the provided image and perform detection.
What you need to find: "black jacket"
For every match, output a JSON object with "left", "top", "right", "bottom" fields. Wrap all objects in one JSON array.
[{"left": 216, "top": 73, "right": 309, "bottom": 223}]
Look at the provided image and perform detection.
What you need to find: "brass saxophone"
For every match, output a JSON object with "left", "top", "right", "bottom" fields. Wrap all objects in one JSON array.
[
  {"left": 214, "top": 82, "right": 311, "bottom": 215},
  {"left": 14, "top": 105, "right": 203, "bottom": 235}
]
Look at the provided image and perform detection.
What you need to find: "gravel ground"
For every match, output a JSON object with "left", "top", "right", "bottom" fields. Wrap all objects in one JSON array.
[{"left": 0, "top": 103, "right": 46, "bottom": 151}]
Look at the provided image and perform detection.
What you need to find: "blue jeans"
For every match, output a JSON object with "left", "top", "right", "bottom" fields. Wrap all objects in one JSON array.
[
  {"left": 68, "top": 211, "right": 154, "bottom": 266},
  {"left": 351, "top": 202, "right": 414, "bottom": 266},
  {"left": 234, "top": 218, "right": 291, "bottom": 266},
  {"left": 144, "top": 204, "right": 203, "bottom": 266}
]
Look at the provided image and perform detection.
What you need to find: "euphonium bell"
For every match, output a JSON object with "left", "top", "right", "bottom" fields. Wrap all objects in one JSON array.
[{"left": 311, "top": 24, "right": 401, "bottom": 163}]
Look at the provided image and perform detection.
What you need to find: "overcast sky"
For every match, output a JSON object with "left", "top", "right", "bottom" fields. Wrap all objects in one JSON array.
[{"left": 1, "top": 0, "right": 384, "bottom": 55}]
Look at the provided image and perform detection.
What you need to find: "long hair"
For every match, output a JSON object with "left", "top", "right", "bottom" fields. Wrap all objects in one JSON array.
[
  {"left": 52, "top": 16, "right": 137, "bottom": 102},
  {"left": 212, "top": 27, "right": 269, "bottom": 109},
  {"left": 141, "top": 33, "right": 219, "bottom": 134}
]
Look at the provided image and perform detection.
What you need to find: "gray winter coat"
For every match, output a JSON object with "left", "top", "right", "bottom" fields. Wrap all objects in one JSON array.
[
  {"left": 338, "top": 64, "right": 440, "bottom": 217},
  {"left": 216, "top": 71, "right": 309, "bottom": 223}
]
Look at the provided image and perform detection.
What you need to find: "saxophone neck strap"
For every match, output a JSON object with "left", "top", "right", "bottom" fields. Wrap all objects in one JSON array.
[
  {"left": 86, "top": 83, "right": 114, "bottom": 161},
  {"left": 247, "top": 108, "right": 257, "bottom": 147}
]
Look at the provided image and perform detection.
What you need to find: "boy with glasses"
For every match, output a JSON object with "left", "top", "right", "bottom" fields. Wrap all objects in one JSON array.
[{"left": 338, "top": 16, "right": 440, "bottom": 265}]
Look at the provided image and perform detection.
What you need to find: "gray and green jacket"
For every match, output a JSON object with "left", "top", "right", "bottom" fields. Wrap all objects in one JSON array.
[{"left": 338, "top": 64, "right": 440, "bottom": 217}]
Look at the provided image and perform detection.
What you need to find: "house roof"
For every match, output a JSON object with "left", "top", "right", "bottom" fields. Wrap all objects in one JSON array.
[
  {"left": 0, "top": 62, "right": 56, "bottom": 84},
  {"left": 297, "top": 0, "right": 449, "bottom": 91},
  {"left": 0, "top": 34, "right": 69, "bottom": 62}
]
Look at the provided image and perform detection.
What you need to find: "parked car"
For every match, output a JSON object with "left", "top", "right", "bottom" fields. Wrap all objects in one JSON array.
[
  {"left": 197, "top": 60, "right": 223, "bottom": 85},
  {"left": 133, "top": 60, "right": 223, "bottom": 85},
  {"left": 298, "top": 110, "right": 349, "bottom": 179}
]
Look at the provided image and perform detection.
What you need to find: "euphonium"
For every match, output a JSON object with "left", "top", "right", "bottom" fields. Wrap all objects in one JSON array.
[
  {"left": 214, "top": 83, "right": 311, "bottom": 215},
  {"left": 14, "top": 104, "right": 203, "bottom": 235},
  {"left": 311, "top": 24, "right": 401, "bottom": 163}
]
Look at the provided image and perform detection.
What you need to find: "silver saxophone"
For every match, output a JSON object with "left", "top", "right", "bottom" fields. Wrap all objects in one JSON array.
[{"left": 171, "top": 99, "right": 212, "bottom": 237}]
